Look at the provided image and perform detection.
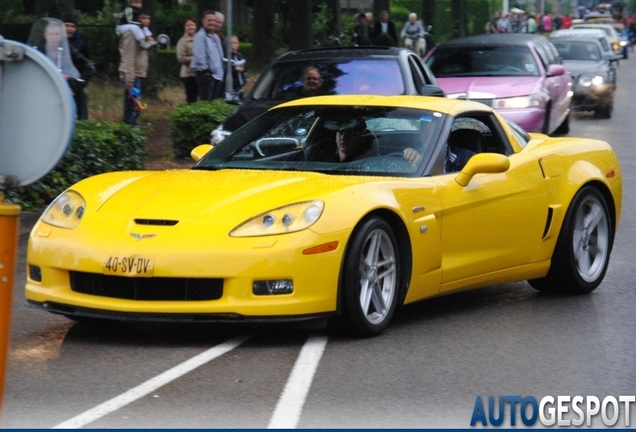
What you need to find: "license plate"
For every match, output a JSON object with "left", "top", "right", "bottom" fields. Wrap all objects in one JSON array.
[{"left": 103, "top": 256, "right": 155, "bottom": 277}]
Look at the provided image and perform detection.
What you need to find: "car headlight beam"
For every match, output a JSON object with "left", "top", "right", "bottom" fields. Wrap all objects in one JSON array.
[
  {"left": 41, "top": 190, "right": 86, "bottom": 229},
  {"left": 230, "top": 200, "right": 324, "bottom": 237}
]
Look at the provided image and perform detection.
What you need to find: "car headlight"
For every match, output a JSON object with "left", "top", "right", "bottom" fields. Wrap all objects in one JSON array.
[
  {"left": 579, "top": 75, "right": 604, "bottom": 87},
  {"left": 612, "top": 42, "right": 620, "bottom": 51},
  {"left": 230, "top": 200, "right": 324, "bottom": 237},
  {"left": 492, "top": 94, "right": 544, "bottom": 109},
  {"left": 211, "top": 124, "right": 231, "bottom": 144},
  {"left": 620, "top": 40, "right": 628, "bottom": 47},
  {"left": 41, "top": 190, "right": 86, "bottom": 229}
]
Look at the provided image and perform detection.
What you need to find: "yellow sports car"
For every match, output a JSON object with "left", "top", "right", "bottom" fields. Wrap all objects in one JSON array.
[{"left": 26, "top": 95, "right": 622, "bottom": 336}]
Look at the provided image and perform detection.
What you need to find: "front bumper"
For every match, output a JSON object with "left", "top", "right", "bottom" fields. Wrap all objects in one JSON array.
[
  {"left": 571, "top": 85, "right": 614, "bottom": 111},
  {"left": 25, "top": 221, "right": 347, "bottom": 320}
]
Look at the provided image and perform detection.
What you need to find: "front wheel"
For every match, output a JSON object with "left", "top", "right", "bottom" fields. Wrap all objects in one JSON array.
[
  {"left": 528, "top": 186, "right": 613, "bottom": 294},
  {"left": 340, "top": 217, "right": 401, "bottom": 337}
]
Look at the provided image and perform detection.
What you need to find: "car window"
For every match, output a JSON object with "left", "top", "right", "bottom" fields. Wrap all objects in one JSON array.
[
  {"left": 533, "top": 43, "right": 551, "bottom": 67},
  {"left": 407, "top": 54, "right": 431, "bottom": 90},
  {"left": 251, "top": 59, "right": 406, "bottom": 101},
  {"left": 196, "top": 106, "right": 447, "bottom": 177},
  {"left": 427, "top": 45, "right": 540, "bottom": 77},
  {"left": 552, "top": 40, "right": 602, "bottom": 60}
]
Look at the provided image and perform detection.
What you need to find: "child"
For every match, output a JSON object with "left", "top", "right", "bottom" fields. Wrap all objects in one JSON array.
[
  {"left": 116, "top": 0, "right": 156, "bottom": 50},
  {"left": 229, "top": 35, "right": 246, "bottom": 94}
]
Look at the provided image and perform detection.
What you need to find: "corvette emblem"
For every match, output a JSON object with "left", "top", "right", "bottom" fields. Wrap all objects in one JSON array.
[{"left": 130, "top": 232, "right": 158, "bottom": 241}]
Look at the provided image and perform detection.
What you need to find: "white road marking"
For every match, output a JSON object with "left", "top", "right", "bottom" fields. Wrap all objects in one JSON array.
[
  {"left": 268, "top": 334, "right": 329, "bottom": 429},
  {"left": 53, "top": 331, "right": 256, "bottom": 429}
]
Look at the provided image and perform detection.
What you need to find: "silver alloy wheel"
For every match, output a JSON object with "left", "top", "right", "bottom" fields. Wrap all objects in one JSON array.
[
  {"left": 573, "top": 195, "right": 610, "bottom": 283},
  {"left": 358, "top": 228, "right": 397, "bottom": 325}
]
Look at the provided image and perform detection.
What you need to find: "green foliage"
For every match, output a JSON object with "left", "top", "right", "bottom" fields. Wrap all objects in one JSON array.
[
  {"left": 5, "top": 121, "right": 147, "bottom": 211},
  {"left": 157, "top": 48, "right": 181, "bottom": 84},
  {"left": 169, "top": 100, "right": 237, "bottom": 158}
]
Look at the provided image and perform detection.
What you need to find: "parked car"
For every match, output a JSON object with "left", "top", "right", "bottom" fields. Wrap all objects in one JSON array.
[
  {"left": 550, "top": 37, "right": 616, "bottom": 118},
  {"left": 571, "top": 23, "right": 623, "bottom": 56},
  {"left": 424, "top": 34, "right": 572, "bottom": 135},
  {"left": 25, "top": 95, "right": 622, "bottom": 336},
  {"left": 211, "top": 46, "right": 444, "bottom": 144}
]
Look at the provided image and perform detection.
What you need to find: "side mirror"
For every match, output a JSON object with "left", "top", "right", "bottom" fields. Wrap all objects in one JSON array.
[
  {"left": 546, "top": 64, "right": 566, "bottom": 77},
  {"left": 455, "top": 153, "right": 510, "bottom": 187},
  {"left": 191, "top": 144, "right": 213, "bottom": 162},
  {"left": 420, "top": 84, "right": 445, "bottom": 97}
]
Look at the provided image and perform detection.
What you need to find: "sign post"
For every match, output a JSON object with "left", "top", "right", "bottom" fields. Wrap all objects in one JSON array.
[{"left": 0, "top": 35, "right": 75, "bottom": 416}]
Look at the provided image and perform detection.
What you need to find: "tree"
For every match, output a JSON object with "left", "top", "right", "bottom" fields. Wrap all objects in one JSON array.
[
  {"left": 30, "top": 0, "right": 75, "bottom": 17},
  {"left": 422, "top": 0, "right": 436, "bottom": 46},
  {"left": 251, "top": 0, "right": 276, "bottom": 69},
  {"left": 373, "top": 0, "right": 390, "bottom": 21},
  {"left": 288, "top": 0, "right": 312, "bottom": 50},
  {"left": 451, "top": 0, "right": 467, "bottom": 38},
  {"left": 145, "top": 0, "right": 159, "bottom": 97},
  {"left": 324, "top": 0, "right": 341, "bottom": 36},
  {"left": 196, "top": 0, "right": 221, "bottom": 18}
]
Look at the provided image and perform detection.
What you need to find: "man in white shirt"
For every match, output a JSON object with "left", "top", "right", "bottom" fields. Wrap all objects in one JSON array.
[{"left": 190, "top": 10, "right": 225, "bottom": 100}]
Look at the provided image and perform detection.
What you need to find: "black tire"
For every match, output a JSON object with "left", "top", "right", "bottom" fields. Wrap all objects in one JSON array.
[
  {"left": 528, "top": 186, "right": 613, "bottom": 295},
  {"left": 339, "top": 216, "right": 400, "bottom": 337},
  {"left": 541, "top": 103, "right": 552, "bottom": 135},
  {"left": 595, "top": 100, "right": 613, "bottom": 119},
  {"left": 554, "top": 112, "right": 570, "bottom": 135}
]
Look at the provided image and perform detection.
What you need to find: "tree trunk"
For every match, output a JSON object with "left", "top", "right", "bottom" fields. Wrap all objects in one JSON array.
[
  {"left": 451, "top": 0, "right": 467, "bottom": 38},
  {"left": 288, "top": 0, "right": 313, "bottom": 50},
  {"left": 325, "top": 0, "right": 341, "bottom": 36},
  {"left": 422, "top": 0, "right": 436, "bottom": 46},
  {"left": 373, "top": 0, "right": 390, "bottom": 22},
  {"left": 144, "top": 0, "right": 159, "bottom": 97},
  {"left": 251, "top": 0, "right": 276, "bottom": 69}
]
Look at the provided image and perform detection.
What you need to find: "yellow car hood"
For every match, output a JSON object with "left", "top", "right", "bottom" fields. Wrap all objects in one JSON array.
[{"left": 83, "top": 169, "right": 367, "bottom": 223}]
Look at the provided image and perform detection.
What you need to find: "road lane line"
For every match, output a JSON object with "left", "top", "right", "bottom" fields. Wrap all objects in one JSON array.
[
  {"left": 53, "top": 331, "right": 256, "bottom": 429},
  {"left": 268, "top": 334, "right": 328, "bottom": 429}
]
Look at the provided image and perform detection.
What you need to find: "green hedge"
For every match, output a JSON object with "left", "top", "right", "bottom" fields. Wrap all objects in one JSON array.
[
  {"left": 5, "top": 121, "right": 147, "bottom": 211},
  {"left": 169, "top": 100, "right": 237, "bottom": 158}
]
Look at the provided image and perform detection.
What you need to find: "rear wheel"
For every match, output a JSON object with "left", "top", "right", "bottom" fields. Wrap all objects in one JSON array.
[
  {"left": 554, "top": 111, "right": 570, "bottom": 135},
  {"left": 340, "top": 217, "right": 400, "bottom": 337},
  {"left": 541, "top": 103, "right": 552, "bottom": 135},
  {"left": 528, "top": 186, "right": 612, "bottom": 294}
]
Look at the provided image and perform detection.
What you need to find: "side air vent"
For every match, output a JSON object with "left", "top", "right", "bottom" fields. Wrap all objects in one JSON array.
[
  {"left": 542, "top": 207, "right": 554, "bottom": 239},
  {"left": 135, "top": 219, "right": 179, "bottom": 226}
]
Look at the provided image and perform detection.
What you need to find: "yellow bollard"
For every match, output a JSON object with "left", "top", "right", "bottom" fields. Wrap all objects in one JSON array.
[{"left": 0, "top": 193, "right": 20, "bottom": 413}]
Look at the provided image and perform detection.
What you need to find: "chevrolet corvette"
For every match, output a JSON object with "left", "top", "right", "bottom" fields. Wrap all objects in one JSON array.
[{"left": 26, "top": 95, "right": 622, "bottom": 336}]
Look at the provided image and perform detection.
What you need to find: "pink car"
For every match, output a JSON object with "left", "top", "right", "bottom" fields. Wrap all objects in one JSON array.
[{"left": 425, "top": 34, "right": 572, "bottom": 135}]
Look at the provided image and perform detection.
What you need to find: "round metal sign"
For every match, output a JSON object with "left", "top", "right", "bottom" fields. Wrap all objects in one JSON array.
[{"left": 0, "top": 37, "right": 75, "bottom": 187}]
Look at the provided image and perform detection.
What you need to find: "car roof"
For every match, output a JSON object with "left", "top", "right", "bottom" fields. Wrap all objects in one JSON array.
[
  {"left": 274, "top": 46, "right": 412, "bottom": 61},
  {"left": 550, "top": 37, "right": 604, "bottom": 48},
  {"left": 551, "top": 28, "right": 606, "bottom": 36},
  {"left": 434, "top": 33, "right": 550, "bottom": 48}
]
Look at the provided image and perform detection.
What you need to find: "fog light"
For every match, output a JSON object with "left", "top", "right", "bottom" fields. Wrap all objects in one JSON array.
[
  {"left": 29, "top": 265, "right": 42, "bottom": 282},
  {"left": 253, "top": 279, "right": 293, "bottom": 295}
]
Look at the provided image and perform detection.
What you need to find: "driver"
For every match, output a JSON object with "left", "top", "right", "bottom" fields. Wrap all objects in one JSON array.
[{"left": 330, "top": 118, "right": 378, "bottom": 162}]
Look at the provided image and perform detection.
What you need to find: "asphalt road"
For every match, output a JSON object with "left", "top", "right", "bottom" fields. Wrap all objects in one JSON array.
[{"left": 2, "top": 54, "right": 635, "bottom": 429}]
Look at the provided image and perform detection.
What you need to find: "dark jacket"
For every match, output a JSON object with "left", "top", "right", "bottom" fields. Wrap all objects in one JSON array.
[
  {"left": 68, "top": 31, "right": 90, "bottom": 60},
  {"left": 373, "top": 20, "right": 398, "bottom": 46}
]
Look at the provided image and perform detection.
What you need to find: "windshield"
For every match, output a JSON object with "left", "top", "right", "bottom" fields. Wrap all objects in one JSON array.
[
  {"left": 427, "top": 46, "right": 540, "bottom": 77},
  {"left": 250, "top": 59, "right": 406, "bottom": 100},
  {"left": 195, "top": 106, "right": 447, "bottom": 176}
]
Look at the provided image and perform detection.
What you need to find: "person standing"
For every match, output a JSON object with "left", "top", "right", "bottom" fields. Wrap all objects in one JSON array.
[
  {"left": 63, "top": 13, "right": 92, "bottom": 119},
  {"left": 176, "top": 16, "right": 198, "bottom": 103},
  {"left": 353, "top": 12, "right": 372, "bottom": 46},
  {"left": 401, "top": 13, "right": 425, "bottom": 53},
  {"left": 228, "top": 35, "right": 246, "bottom": 96},
  {"left": 118, "top": 26, "right": 148, "bottom": 125},
  {"left": 373, "top": 10, "right": 398, "bottom": 46},
  {"left": 190, "top": 10, "right": 225, "bottom": 101}
]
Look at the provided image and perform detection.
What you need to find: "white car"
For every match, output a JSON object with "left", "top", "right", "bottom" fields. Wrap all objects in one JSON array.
[{"left": 571, "top": 23, "right": 622, "bottom": 56}]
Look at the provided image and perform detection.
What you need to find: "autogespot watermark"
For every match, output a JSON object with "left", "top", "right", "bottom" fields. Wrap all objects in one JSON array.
[{"left": 470, "top": 395, "right": 636, "bottom": 427}]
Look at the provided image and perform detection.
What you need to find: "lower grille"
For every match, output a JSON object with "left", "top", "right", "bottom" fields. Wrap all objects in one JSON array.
[
  {"left": 468, "top": 98, "right": 493, "bottom": 107},
  {"left": 70, "top": 272, "right": 223, "bottom": 301}
]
